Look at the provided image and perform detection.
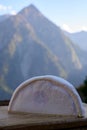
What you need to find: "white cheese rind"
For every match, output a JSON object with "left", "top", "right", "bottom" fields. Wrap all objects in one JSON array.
[{"left": 8, "top": 75, "right": 84, "bottom": 117}]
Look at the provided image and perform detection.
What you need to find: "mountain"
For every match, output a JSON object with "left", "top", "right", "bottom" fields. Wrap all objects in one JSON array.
[
  {"left": 0, "top": 4, "right": 86, "bottom": 99},
  {"left": 19, "top": 5, "right": 82, "bottom": 71},
  {"left": 65, "top": 31, "right": 87, "bottom": 51},
  {"left": 0, "top": 14, "right": 11, "bottom": 23}
]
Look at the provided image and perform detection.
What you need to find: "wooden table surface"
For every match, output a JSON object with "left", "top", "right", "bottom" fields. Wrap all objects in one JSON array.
[{"left": 0, "top": 103, "right": 87, "bottom": 130}]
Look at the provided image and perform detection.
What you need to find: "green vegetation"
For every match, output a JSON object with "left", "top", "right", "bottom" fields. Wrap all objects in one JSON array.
[{"left": 77, "top": 76, "right": 87, "bottom": 103}]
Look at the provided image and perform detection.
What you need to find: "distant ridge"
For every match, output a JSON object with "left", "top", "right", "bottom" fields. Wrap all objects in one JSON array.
[
  {"left": 65, "top": 30, "right": 87, "bottom": 51},
  {"left": 0, "top": 14, "right": 11, "bottom": 23}
]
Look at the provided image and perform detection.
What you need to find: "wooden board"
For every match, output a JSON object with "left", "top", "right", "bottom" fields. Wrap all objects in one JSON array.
[{"left": 0, "top": 103, "right": 87, "bottom": 130}]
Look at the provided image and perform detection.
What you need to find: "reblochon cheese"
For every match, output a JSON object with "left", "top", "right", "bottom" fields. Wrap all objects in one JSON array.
[{"left": 8, "top": 75, "right": 84, "bottom": 117}]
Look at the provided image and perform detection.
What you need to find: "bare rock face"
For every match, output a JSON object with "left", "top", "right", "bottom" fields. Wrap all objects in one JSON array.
[{"left": 8, "top": 75, "right": 84, "bottom": 117}]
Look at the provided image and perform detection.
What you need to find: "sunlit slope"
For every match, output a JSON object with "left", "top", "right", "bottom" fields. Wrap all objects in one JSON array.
[{"left": 0, "top": 4, "right": 85, "bottom": 99}]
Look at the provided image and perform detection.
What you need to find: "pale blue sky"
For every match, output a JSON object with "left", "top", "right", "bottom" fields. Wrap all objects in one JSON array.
[{"left": 0, "top": 0, "right": 87, "bottom": 32}]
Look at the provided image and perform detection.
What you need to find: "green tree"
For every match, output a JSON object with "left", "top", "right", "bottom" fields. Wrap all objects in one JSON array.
[
  {"left": 84, "top": 76, "right": 87, "bottom": 86},
  {"left": 77, "top": 76, "right": 87, "bottom": 103}
]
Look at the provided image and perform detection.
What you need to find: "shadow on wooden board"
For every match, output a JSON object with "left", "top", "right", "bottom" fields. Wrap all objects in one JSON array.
[{"left": 0, "top": 102, "right": 87, "bottom": 130}]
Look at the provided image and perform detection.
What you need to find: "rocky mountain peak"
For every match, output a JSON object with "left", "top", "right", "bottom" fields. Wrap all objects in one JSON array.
[
  {"left": 0, "top": 4, "right": 86, "bottom": 100},
  {"left": 18, "top": 4, "right": 42, "bottom": 17}
]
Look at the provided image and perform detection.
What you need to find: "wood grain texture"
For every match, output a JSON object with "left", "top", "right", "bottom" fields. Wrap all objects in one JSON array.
[{"left": 0, "top": 103, "right": 87, "bottom": 130}]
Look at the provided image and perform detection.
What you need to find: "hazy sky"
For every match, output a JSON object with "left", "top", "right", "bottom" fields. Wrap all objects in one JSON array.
[{"left": 0, "top": 0, "right": 87, "bottom": 33}]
